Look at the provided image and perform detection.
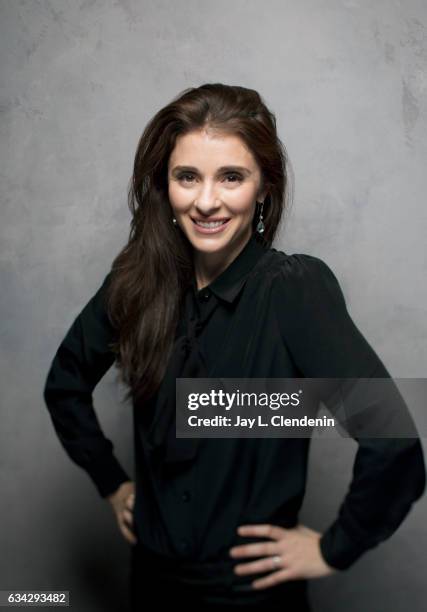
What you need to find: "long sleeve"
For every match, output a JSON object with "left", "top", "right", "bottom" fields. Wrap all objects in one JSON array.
[
  {"left": 272, "top": 254, "right": 426, "bottom": 570},
  {"left": 43, "top": 272, "right": 131, "bottom": 498}
]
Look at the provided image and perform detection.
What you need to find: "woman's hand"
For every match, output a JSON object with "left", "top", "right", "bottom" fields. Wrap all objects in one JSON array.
[
  {"left": 106, "top": 480, "right": 137, "bottom": 545},
  {"left": 229, "top": 523, "right": 337, "bottom": 589}
]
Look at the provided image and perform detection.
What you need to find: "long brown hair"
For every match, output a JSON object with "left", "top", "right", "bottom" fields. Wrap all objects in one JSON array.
[{"left": 106, "top": 83, "right": 294, "bottom": 406}]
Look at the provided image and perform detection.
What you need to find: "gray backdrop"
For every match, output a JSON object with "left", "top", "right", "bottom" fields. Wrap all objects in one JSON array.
[{"left": 1, "top": 1, "right": 426, "bottom": 611}]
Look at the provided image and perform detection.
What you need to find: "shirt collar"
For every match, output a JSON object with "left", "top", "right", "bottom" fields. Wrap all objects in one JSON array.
[{"left": 191, "top": 233, "right": 268, "bottom": 304}]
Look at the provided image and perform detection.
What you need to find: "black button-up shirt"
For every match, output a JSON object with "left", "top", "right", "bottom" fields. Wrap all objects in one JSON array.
[{"left": 43, "top": 233, "right": 425, "bottom": 581}]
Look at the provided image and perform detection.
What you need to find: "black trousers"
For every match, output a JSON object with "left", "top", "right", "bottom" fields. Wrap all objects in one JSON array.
[{"left": 129, "top": 544, "right": 312, "bottom": 611}]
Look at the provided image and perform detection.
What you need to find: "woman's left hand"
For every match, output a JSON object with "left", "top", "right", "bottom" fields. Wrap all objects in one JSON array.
[{"left": 229, "top": 523, "right": 337, "bottom": 590}]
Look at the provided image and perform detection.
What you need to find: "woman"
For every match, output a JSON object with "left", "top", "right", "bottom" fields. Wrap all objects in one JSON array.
[{"left": 43, "top": 83, "right": 426, "bottom": 611}]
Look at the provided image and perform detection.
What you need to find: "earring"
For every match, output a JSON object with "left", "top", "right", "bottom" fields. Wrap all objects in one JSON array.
[
  {"left": 172, "top": 217, "right": 177, "bottom": 226},
  {"left": 256, "top": 201, "right": 265, "bottom": 234}
]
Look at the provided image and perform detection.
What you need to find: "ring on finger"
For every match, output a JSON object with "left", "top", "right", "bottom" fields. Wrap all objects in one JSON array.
[{"left": 271, "top": 554, "right": 282, "bottom": 569}]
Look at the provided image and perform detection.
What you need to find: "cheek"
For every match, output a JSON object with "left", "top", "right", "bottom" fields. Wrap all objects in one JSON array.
[
  {"left": 168, "top": 183, "right": 188, "bottom": 209},
  {"left": 225, "top": 189, "right": 256, "bottom": 214}
]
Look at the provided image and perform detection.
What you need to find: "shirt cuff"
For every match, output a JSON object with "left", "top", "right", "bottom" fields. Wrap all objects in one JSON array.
[
  {"left": 84, "top": 451, "right": 131, "bottom": 498},
  {"left": 319, "top": 521, "right": 371, "bottom": 570}
]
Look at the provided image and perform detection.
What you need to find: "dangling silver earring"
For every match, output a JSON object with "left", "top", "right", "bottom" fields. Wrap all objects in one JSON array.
[
  {"left": 172, "top": 217, "right": 177, "bottom": 226},
  {"left": 256, "top": 201, "right": 265, "bottom": 234}
]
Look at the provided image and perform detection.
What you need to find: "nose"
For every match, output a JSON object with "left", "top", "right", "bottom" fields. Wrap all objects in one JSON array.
[{"left": 194, "top": 181, "right": 222, "bottom": 215}]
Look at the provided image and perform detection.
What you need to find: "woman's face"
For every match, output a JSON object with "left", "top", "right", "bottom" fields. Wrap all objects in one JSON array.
[{"left": 167, "top": 129, "right": 267, "bottom": 257}]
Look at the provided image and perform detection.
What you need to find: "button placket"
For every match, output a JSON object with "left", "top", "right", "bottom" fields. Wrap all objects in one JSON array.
[
  {"left": 199, "top": 289, "right": 211, "bottom": 302},
  {"left": 182, "top": 490, "right": 191, "bottom": 502}
]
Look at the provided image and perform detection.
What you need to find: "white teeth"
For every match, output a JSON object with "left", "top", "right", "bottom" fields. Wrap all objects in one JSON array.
[{"left": 194, "top": 220, "right": 228, "bottom": 228}]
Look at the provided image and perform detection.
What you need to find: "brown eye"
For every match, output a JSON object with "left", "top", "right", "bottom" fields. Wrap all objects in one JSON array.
[
  {"left": 225, "top": 173, "right": 243, "bottom": 183},
  {"left": 178, "top": 173, "right": 195, "bottom": 183},
  {"left": 177, "top": 172, "right": 243, "bottom": 184}
]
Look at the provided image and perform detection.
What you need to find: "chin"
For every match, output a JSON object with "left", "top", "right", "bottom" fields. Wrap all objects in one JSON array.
[{"left": 188, "top": 236, "right": 231, "bottom": 253}]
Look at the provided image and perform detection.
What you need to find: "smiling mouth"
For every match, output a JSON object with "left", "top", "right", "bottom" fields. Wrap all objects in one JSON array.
[{"left": 191, "top": 218, "right": 230, "bottom": 228}]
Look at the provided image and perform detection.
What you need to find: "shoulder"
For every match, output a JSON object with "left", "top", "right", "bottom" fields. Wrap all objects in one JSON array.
[
  {"left": 83, "top": 271, "right": 113, "bottom": 313},
  {"left": 262, "top": 248, "right": 345, "bottom": 306},
  {"left": 264, "top": 249, "right": 388, "bottom": 378},
  {"left": 256, "top": 249, "right": 351, "bottom": 333},
  {"left": 78, "top": 270, "right": 116, "bottom": 336}
]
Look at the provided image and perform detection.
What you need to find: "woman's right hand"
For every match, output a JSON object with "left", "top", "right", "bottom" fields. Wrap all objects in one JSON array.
[{"left": 107, "top": 480, "right": 138, "bottom": 545}]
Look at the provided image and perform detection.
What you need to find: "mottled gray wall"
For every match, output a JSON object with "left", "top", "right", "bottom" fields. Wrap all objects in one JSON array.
[{"left": 1, "top": 1, "right": 426, "bottom": 611}]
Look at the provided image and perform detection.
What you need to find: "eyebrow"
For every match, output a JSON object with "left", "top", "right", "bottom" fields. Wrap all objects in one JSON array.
[{"left": 170, "top": 165, "right": 252, "bottom": 175}]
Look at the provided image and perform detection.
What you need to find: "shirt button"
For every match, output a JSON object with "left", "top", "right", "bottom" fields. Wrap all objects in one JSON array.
[
  {"left": 182, "top": 490, "right": 191, "bottom": 502},
  {"left": 199, "top": 290, "right": 210, "bottom": 301}
]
